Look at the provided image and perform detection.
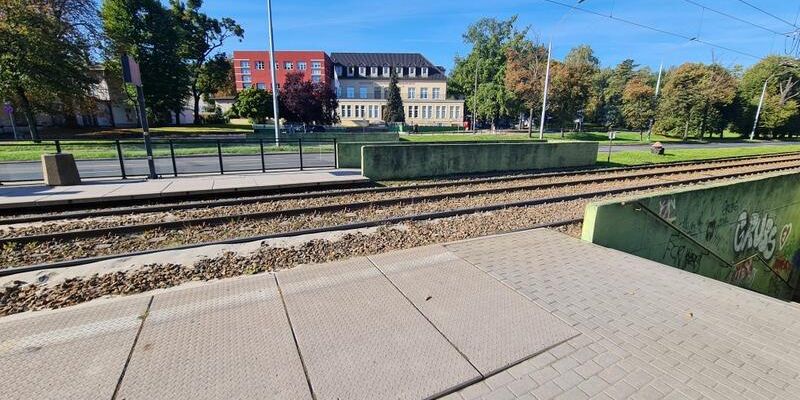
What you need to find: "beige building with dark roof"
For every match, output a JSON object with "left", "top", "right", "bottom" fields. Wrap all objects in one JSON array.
[{"left": 331, "top": 53, "right": 464, "bottom": 127}]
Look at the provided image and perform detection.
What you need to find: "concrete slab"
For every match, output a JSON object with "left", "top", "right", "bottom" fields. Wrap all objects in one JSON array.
[
  {"left": 277, "top": 257, "right": 480, "bottom": 400},
  {"left": 116, "top": 274, "right": 311, "bottom": 400},
  {"left": 0, "top": 169, "right": 369, "bottom": 210},
  {"left": 0, "top": 296, "right": 150, "bottom": 400},
  {"left": 369, "top": 245, "right": 579, "bottom": 376}
]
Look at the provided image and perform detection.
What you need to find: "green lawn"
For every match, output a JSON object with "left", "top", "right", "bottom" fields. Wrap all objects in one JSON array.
[
  {"left": 400, "top": 133, "right": 542, "bottom": 142},
  {"left": 601, "top": 145, "right": 800, "bottom": 166},
  {"left": 402, "top": 130, "right": 748, "bottom": 145},
  {"left": 33, "top": 123, "right": 253, "bottom": 139}
]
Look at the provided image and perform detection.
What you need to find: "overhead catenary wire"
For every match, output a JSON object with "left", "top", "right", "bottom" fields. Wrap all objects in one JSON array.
[
  {"left": 735, "top": 0, "right": 799, "bottom": 30},
  {"left": 681, "top": 0, "right": 792, "bottom": 37},
  {"left": 542, "top": 0, "right": 762, "bottom": 60}
]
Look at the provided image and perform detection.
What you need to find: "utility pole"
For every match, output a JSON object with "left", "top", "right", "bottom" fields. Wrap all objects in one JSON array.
[
  {"left": 750, "top": 78, "right": 769, "bottom": 141},
  {"left": 472, "top": 59, "right": 479, "bottom": 133},
  {"left": 266, "top": 0, "right": 281, "bottom": 146},
  {"left": 647, "top": 62, "right": 663, "bottom": 142},
  {"left": 122, "top": 54, "right": 157, "bottom": 179},
  {"left": 538, "top": 41, "right": 553, "bottom": 140}
]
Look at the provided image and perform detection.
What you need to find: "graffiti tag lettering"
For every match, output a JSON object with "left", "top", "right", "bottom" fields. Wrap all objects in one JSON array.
[
  {"left": 733, "top": 211, "right": 777, "bottom": 260},
  {"left": 659, "top": 198, "right": 676, "bottom": 222},
  {"left": 779, "top": 223, "right": 792, "bottom": 250},
  {"left": 663, "top": 234, "right": 705, "bottom": 272}
]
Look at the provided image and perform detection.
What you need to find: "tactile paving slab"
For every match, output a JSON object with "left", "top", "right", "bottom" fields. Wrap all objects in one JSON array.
[
  {"left": 369, "top": 245, "right": 579, "bottom": 376},
  {"left": 0, "top": 296, "right": 150, "bottom": 400},
  {"left": 277, "top": 257, "right": 480, "bottom": 400},
  {"left": 115, "top": 274, "right": 311, "bottom": 400}
]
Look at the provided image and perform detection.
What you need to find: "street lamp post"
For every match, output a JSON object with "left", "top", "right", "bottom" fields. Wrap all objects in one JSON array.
[
  {"left": 538, "top": 41, "right": 552, "bottom": 140},
  {"left": 749, "top": 78, "right": 770, "bottom": 141},
  {"left": 472, "top": 59, "right": 479, "bottom": 134},
  {"left": 266, "top": 0, "right": 281, "bottom": 146}
]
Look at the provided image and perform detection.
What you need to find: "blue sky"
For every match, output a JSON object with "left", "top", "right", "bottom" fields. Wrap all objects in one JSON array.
[{"left": 200, "top": 0, "right": 800, "bottom": 72}]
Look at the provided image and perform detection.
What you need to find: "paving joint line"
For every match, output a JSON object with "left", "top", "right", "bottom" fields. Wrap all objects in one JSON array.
[
  {"left": 273, "top": 273, "right": 317, "bottom": 400},
  {"left": 366, "top": 255, "right": 483, "bottom": 399},
  {"left": 110, "top": 295, "right": 153, "bottom": 400}
]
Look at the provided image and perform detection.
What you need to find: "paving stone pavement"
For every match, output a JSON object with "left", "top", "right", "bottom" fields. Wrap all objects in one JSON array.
[{"left": 445, "top": 229, "right": 800, "bottom": 400}]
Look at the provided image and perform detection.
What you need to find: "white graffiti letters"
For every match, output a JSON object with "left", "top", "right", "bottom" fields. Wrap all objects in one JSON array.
[{"left": 733, "top": 211, "right": 777, "bottom": 260}]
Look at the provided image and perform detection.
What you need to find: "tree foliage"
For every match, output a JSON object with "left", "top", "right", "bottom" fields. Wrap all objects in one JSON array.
[
  {"left": 232, "top": 88, "right": 273, "bottom": 124},
  {"left": 0, "top": 0, "right": 101, "bottom": 139},
  {"left": 621, "top": 77, "right": 655, "bottom": 137},
  {"left": 383, "top": 69, "right": 404, "bottom": 123},
  {"left": 170, "top": 0, "right": 243, "bottom": 124},
  {"left": 449, "top": 16, "right": 527, "bottom": 129},
  {"left": 280, "top": 71, "right": 338, "bottom": 125},
  {"left": 505, "top": 39, "right": 548, "bottom": 135},
  {"left": 735, "top": 56, "right": 800, "bottom": 138}
]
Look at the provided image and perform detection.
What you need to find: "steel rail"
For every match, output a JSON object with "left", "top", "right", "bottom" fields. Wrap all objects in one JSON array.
[
  {"left": 3, "top": 156, "right": 800, "bottom": 245},
  {"left": 3, "top": 150, "right": 800, "bottom": 223},
  {"left": 1, "top": 165, "right": 798, "bottom": 277}
]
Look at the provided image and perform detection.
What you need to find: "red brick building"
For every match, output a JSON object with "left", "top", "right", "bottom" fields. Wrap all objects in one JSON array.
[{"left": 232, "top": 50, "right": 332, "bottom": 92}]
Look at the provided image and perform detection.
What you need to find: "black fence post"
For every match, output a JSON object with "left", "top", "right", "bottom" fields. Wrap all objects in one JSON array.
[
  {"left": 169, "top": 140, "right": 178, "bottom": 177},
  {"left": 260, "top": 138, "right": 266, "bottom": 172},
  {"left": 115, "top": 139, "right": 127, "bottom": 179},
  {"left": 217, "top": 139, "right": 224, "bottom": 174},
  {"left": 54, "top": 140, "right": 62, "bottom": 154},
  {"left": 298, "top": 139, "right": 304, "bottom": 171},
  {"left": 333, "top": 138, "right": 338, "bottom": 168}
]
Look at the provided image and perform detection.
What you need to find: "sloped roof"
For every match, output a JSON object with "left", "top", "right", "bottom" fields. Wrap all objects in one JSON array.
[{"left": 330, "top": 52, "right": 446, "bottom": 79}]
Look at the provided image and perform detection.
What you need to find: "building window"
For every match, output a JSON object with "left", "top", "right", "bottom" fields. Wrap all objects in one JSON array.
[
  {"left": 359, "top": 87, "right": 367, "bottom": 99},
  {"left": 408, "top": 67, "right": 416, "bottom": 77},
  {"left": 298, "top": 62, "right": 307, "bottom": 70},
  {"left": 432, "top": 88, "right": 441, "bottom": 99},
  {"left": 311, "top": 68, "right": 321, "bottom": 76},
  {"left": 347, "top": 66, "right": 355, "bottom": 76},
  {"left": 345, "top": 105, "right": 352, "bottom": 117},
  {"left": 407, "top": 87, "right": 415, "bottom": 99},
  {"left": 335, "top": 66, "right": 342, "bottom": 76},
  {"left": 428, "top": 106, "right": 433, "bottom": 119},
  {"left": 336, "top": 86, "right": 341, "bottom": 97},
  {"left": 284, "top": 62, "right": 293, "bottom": 70},
  {"left": 346, "top": 87, "right": 355, "bottom": 99},
  {"left": 242, "top": 75, "right": 252, "bottom": 83},
  {"left": 312, "top": 75, "right": 321, "bottom": 83},
  {"left": 455, "top": 106, "right": 460, "bottom": 119},
  {"left": 395, "top": 67, "right": 403, "bottom": 77},
  {"left": 383, "top": 66, "right": 390, "bottom": 76},
  {"left": 359, "top": 66, "right": 366, "bottom": 76},
  {"left": 312, "top": 61, "right": 322, "bottom": 69},
  {"left": 241, "top": 68, "right": 251, "bottom": 75},
  {"left": 256, "top": 83, "right": 266, "bottom": 89},
  {"left": 374, "top": 87, "right": 382, "bottom": 99},
  {"left": 420, "top": 88, "right": 428, "bottom": 99},
  {"left": 371, "top": 66, "right": 378, "bottom": 77},
  {"left": 240, "top": 60, "right": 250, "bottom": 68},
  {"left": 255, "top": 61, "right": 264, "bottom": 70},
  {"left": 413, "top": 106, "right": 419, "bottom": 118},
  {"left": 243, "top": 83, "right": 252, "bottom": 89},
  {"left": 383, "top": 87, "right": 388, "bottom": 98},
  {"left": 275, "top": 62, "right": 280, "bottom": 70},
  {"left": 421, "top": 67, "right": 428, "bottom": 77}
]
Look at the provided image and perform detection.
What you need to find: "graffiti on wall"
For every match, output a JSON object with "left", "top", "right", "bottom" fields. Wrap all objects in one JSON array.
[
  {"left": 733, "top": 211, "right": 778, "bottom": 260},
  {"left": 663, "top": 233, "right": 706, "bottom": 273},
  {"left": 658, "top": 198, "right": 676, "bottom": 222}
]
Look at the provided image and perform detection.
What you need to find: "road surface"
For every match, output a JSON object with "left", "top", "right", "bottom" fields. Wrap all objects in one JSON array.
[{"left": 0, "top": 152, "right": 335, "bottom": 182}]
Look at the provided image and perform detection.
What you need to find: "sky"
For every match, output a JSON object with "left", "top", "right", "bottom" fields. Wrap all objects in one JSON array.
[{"left": 199, "top": 0, "right": 800, "bottom": 72}]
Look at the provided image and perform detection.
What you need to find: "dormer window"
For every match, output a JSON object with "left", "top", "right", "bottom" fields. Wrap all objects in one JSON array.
[
  {"left": 335, "top": 66, "right": 343, "bottom": 76},
  {"left": 347, "top": 66, "right": 354, "bottom": 76},
  {"left": 395, "top": 66, "right": 403, "bottom": 77},
  {"left": 359, "top": 66, "right": 367, "bottom": 76},
  {"left": 383, "top": 66, "right": 390, "bottom": 76},
  {"left": 371, "top": 66, "right": 378, "bottom": 77},
  {"left": 408, "top": 67, "right": 416, "bottom": 77},
  {"left": 421, "top": 67, "right": 428, "bottom": 77}
]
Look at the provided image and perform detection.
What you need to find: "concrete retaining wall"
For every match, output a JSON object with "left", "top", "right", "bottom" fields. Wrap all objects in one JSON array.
[
  {"left": 337, "top": 140, "right": 547, "bottom": 168},
  {"left": 360, "top": 142, "right": 598, "bottom": 180},
  {"left": 582, "top": 171, "right": 800, "bottom": 300}
]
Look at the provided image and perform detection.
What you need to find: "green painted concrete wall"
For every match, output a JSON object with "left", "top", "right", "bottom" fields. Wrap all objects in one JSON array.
[
  {"left": 582, "top": 171, "right": 800, "bottom": 300},
  {"left": 336, "top": 140, "right": 547, "bottom": 168},
  {"left": 360, "top": 142, "right": 598, "bottom": 180},
  {"left": 250, "top": 129, "right": 398, "bottom": 143}
]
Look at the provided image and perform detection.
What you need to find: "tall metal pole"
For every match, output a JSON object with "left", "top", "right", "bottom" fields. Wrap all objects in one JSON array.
[
  {"left": 472, "top": 59, "right": 479, "bottom": 133},
  {"left": 750, "top": 78, "right": 769, "bottom": 141},
  {"left": 135, "top": 86, "right": 157, "bottom": 179},
  {"left": 647, "top": 62, "right": 663, "bottom": 142},
  {"left": 654, "top": 62, "right": 663, "bottom": 97},
  {"left": 538, "top": 41, "right": 553, "bottom": 140},
  {"left": 266, "top": 0, "right": 281, "bottom": 146}
]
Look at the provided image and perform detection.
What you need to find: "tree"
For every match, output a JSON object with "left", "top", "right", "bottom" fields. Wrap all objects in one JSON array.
[
  {"left": 621, "top": 77, "right": 655, "bottom": 139},
  {"left": 383, "top": 69, "right": 404, "bottom": 123},
  {"left": 197, "top": 53, "right": 235, "bottom": 113},
  {"left": 280, "top": 71, "right": 316, "bottom": 125},
  {"left": 505, "top": 39, "right": 548, "bottom": 136},
  {"left": 232, "top": 88, "right": 273, "bottom": 123},
  {"left": 0, "top": 0, "right": 101, "bottom": 139},
  {"left": 735, "top": 56, "right": 800, "bottom": 138},
  {"left": 449, "top": 16, "right": 527, "bottom": 129},
  {"left": 549, "top": 45, "right": 598, "bottom": 131},
  {"left": 313, "top": 82, "right": 339, "bottom": 125},
  {"left": 102, "top": 0, "right": 191, "bottom": 125},
  {"left": 654, "top": 63, "right": 736, "bottom": 140},
  {"left": 170, "top": 0, "right": 243, "bottom": 124}
]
